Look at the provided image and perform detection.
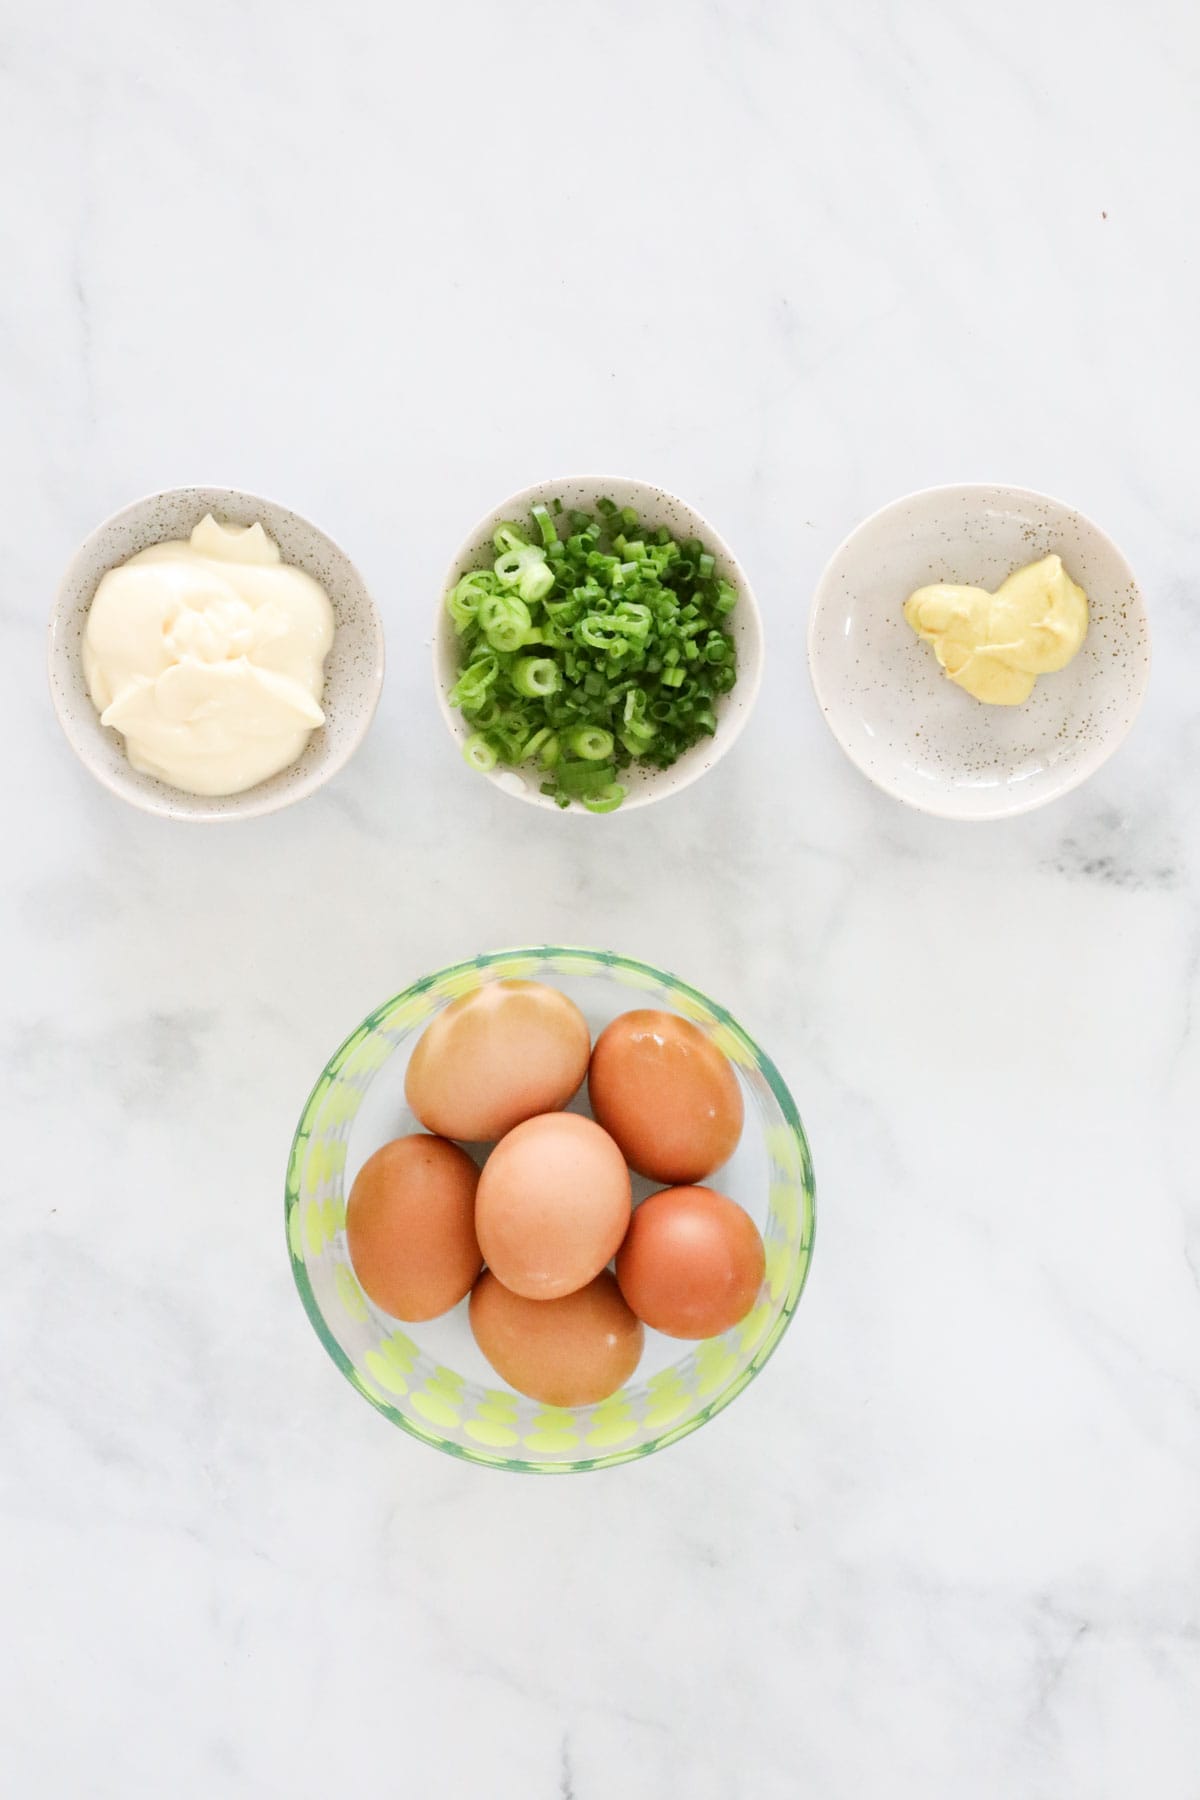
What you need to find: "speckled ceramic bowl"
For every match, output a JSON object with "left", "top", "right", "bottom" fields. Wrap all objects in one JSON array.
[
  {"left": 433, "top": 476, "right": 763, "bottom": 813},
  {"left": 286, "top": 948, "right": 816, "bottom": 1472},
  {"left": 48, "top": 486, "right": 385, "bottom": 821},
  {"left": 808, "top": 485, "right": 1150, "bottom": 820}
]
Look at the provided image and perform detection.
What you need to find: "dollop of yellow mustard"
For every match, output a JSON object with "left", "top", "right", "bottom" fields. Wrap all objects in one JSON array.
[{"left": 903, "top": 553, "right": 1089, "bottom": 705}]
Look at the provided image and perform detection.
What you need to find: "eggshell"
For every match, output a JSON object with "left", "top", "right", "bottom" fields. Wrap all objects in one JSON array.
[
  {"left": 588, "top": 1009, "right": 744, "bottom": 1183},
  {"left": 345, "top": 1134, "right": 481, "bottom": 1322},
  {"left": 475, "top": 1112, "right": 632, "bottom": 1300},
  {"left": 469, "top": 1269, "right": 644, "bottom": 1406},
  {"left": 405, "top": 980, "right": 590, "bottom": 1142},
  {"left": 615, "top": 1185, "right": 765, "bottom": 1339}
]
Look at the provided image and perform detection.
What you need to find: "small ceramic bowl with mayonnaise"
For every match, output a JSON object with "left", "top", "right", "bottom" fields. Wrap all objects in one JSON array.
[
  {"left": 808, "top": 484, "right": 1151, "bottom": 821},
  {"left": 48, "top": 487, "right": 385, "bottom": 821}
]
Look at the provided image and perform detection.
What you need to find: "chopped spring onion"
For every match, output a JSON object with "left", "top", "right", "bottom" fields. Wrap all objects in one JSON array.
[
  {"left": 462, "top": 733, "right": 498, "bottom": 772},
  {"left": 479, "top": 592, "right": 532, "bottom": 654},
  {"left": 522, "top": 726, "right": 555, "bottom": 763},
  {"left": 531, "top": 503, "right": 558, "bottom": 548},
  {"left": 449, "top": 653, "right": 499, "bottom": 710},
  {"left": 568, "top": 726, "right": 614, "bottom": 761},
  {"left": 513, "top": 656, "right": 561, "bottom": 699},
  {"left": 447, "top": 570, "right": 494, "bottom": 633},
  {"left": 445, "top": 497, "right": 739, "bottom": 810},
  {"left": 583, "top": 783, "right": 627, "bottom": 814}
]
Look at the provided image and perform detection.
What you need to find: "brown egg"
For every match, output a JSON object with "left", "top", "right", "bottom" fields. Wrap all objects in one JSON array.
[
  {"left": 615, "top": 1185, "right": 765, "bottom": 1339},
  {"left": 475, "top": 1112, "right": 632, "bottom": 1300},
  {"left": 588, "top": 1009, "right": 744, "bottom": 1183},
  {"left": 345, "top": 1134, "right": 481, "bottom": 1322},
  {"left": 469, "top": 1269, "right": 644, "bottom": 1406},
  {"left": 405, "top": 980, "right": 591, "bottom": 1142}
]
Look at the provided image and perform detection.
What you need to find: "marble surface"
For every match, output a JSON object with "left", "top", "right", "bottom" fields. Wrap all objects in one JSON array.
[{"left": 3, "top": 2, "right": 1199, "bottom": 1794}]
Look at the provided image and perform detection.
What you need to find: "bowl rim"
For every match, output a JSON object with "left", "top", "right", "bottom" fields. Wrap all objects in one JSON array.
[
  {"left": 431, "top": 472, "right": 765, "bottom": 815},
  {"left": 285, "top": 944, "right": 816, "bottom": 1473},
  {"left": 806, "top": 480, "right": 1152, "bottom": 822},
  {"left": 47, "top": 483, "right": 386, "bottom": 822}
]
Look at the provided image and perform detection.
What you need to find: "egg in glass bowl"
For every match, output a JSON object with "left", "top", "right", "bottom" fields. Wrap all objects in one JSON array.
[{"left": 286, "top": 947, "right": 815, "bottom": 1472}]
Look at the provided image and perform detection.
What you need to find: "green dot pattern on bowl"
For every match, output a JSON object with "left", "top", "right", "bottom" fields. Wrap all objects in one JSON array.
[{"left": 285, "top": 947, "right": 816, "bottom": 1473}]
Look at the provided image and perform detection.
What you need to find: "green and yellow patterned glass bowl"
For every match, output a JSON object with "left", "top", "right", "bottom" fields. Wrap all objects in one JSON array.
[{"left": 285, "top": 948, "right": 816, "bottom": 1472}]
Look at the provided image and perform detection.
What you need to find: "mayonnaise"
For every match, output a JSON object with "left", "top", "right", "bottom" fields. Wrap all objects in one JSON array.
[
  {"left": 83, "top": 515, "right": 335, "bottom": 795},
  {"left": 903, "top": 553, "right": 1088, "bottom": 706}
]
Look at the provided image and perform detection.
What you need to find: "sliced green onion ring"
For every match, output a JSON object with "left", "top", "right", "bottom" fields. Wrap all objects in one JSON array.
[
  {"left": 568, "top": 726, "right": 614, "bottom": 761},
  {"left": 583, "top": 783, "right": 626, "bottom": 814},
  {"left": 513, "top": 656, "right": 561, "bottom": 698},
  {"left": 462, "top": 733, "right": 498, "bottom": 772},
  {"left": 531, "top": 503, "right": 558, "bottom": 549}
]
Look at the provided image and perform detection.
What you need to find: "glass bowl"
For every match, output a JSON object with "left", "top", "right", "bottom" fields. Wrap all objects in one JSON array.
[{"left": 285, "top": 947, "right": 816, "bottom": 1472}]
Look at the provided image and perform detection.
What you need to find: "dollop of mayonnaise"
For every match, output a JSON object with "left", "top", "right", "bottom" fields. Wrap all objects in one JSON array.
[
  {"left": 903, "top": 553, "right": 1088, "bottom": 706},
  {"left": 83, "top": 515, "right": 335, "bottom": 795}
]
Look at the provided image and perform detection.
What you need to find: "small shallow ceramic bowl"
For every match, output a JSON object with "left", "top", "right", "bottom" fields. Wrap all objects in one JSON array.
[
  {"left": 433, "top": 476, "right": 764, "bottom": 813},
  {"left": 48, "top": 486, "right": 385, "bottom": 821},
  {"left": 808, "top": 484, "right": 1150, "bottom": 820},
  {"left": 286, "top": 947, "right": 815, "bottom": 1473}
]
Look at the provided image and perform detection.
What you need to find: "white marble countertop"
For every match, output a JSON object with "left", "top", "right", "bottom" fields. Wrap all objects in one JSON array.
[{"left": 4, "top": 2, "right": 1199, "bottom": 1795}]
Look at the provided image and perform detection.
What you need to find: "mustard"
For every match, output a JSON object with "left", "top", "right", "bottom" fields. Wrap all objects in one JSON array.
[{"left": 903, "top": 553, "right": 1088, "bottom": 706}]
